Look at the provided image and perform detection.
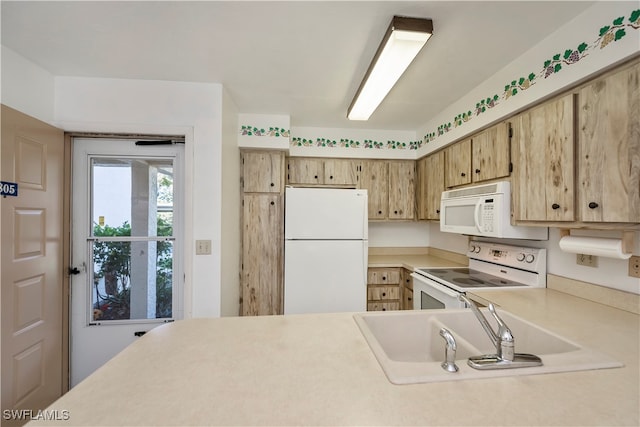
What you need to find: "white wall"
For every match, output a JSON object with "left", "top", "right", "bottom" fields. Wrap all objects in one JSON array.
[
  {"left": 368, "top": 222, "right": 429, "bottom": 247},
  {"left": 220, "top": 88, "right": 240, "bottom": 316},
  {"left": 428, "top": 224, "right": 640, "bottom": 295},
  {"left": 1, "top": 45, "right": 55, "bottom": 123},
  {"left": 54, "top": 76, "right": 224, "bottom": 318}
]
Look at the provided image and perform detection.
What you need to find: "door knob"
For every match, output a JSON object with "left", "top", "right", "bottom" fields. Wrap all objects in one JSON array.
[
  {"left": 69, "top": 267, "right": 80, "bottom": 275},
  {"left": 588, "top": 202, "right": 599, "bottom": 209}
]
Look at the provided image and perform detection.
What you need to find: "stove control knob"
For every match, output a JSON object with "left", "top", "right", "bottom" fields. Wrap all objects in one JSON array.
[
  {"left": 475, "top": 246, "right": 481, "bottom": 253},
  {"left": 525, "top": 254, "right": 535, "bottom": 263},
  {"left": 517, "top": 253, "right": 526, "bottom": 262}
]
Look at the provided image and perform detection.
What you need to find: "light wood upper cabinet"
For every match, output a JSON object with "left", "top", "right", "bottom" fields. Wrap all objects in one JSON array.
[
  {"left": 416, "top": 157, "right": 429, "bottom": 220},
  {"left": 287, "top": 157, "right": 358, "bottom": 186},
  {"left": 472, "top": 123, "right": 511, "bottom": 183},
  {"left": 242, "top": 150, "right": 284, "bottom": 193},
  {"left": 512, "top": 93, "right": 575, "bottom": 222},
  {"left": 359, "top": 160, "right": 389, "bottom": 220},
  {"left": 287, "top": 158, "right": 324, "bottom": 185},
  {"left": 418, "top": 153, "right": 444, "bottom": 221},
  {"left": 388, "top": 160, "right": 416, "bottom": 220},
  {"left": 444, "top": 139, "right": 471, "bottom": 188},
  {"left": 323, "top": 159, "right": 359, "bottom": 186},
  {"left": 577, "top": 60, "right": 640, "bottom": 223},
  {"left": 425, "top": 151, "right": 445, "bottom": 220}
]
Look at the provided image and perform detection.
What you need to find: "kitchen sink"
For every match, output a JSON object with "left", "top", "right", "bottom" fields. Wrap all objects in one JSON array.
[{"left": 354, "top": 309, "right": 622, "bottom": 384}]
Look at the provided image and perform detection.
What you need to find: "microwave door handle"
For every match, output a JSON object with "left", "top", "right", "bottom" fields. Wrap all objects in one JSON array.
[{"left": 474, "top": 200, "right": 483, "bottom": 232}]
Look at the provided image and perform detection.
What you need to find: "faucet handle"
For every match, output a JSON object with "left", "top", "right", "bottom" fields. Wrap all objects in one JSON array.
[{"left": 488, "top": 304, "right": 515, "bottom": 361}]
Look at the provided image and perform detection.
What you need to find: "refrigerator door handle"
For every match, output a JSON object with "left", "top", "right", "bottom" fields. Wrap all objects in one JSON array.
[{"left": 363, "top": 242, "right": 368, "bottom": 288}]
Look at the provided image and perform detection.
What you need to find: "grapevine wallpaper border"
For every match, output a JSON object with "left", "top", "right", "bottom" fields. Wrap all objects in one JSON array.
[
  {"left": 239, "top": 9, "right": 640, "bottom": 151},
  {"left": 422, "top": 8, "right": 640, "bottom": 146}
]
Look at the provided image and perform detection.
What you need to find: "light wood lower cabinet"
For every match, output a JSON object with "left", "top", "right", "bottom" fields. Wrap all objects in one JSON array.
[
  {"left": 402, "top": 269, "right": 414, "bottom": 310},
  {"left": 241, "top": 194, "right": 283, "bottom": 316},
  {"left": 367, "top": 268, "right": 401, "bottom": 311}
]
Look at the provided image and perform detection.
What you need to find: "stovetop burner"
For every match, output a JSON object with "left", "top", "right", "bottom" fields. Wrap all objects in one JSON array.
[{"left": 415, "top": 267, "right": 528, "bottom": 289}]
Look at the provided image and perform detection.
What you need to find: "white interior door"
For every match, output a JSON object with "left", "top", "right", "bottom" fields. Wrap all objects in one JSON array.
[{"left": 70, "top": 138, "right": 183, "bottom": 386}]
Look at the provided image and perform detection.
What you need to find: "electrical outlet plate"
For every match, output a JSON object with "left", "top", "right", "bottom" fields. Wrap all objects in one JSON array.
[
  {"left": 576, "top": 254, "right": 598, "bottom": 268},
  {"left": 629, "top": 256, "right": 640, "bottom": 279}
]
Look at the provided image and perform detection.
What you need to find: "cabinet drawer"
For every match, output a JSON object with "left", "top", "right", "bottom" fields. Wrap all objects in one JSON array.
[
  {"left": 367, "top": 286, "right": 400, "bottom": 301},
  {"left": 367, "top": 302, "right": 401, "bottom": 312},
  {"left": 403, "top": 289, "right": 414, "bottom": 310},
  {"left": 367, "top": 269, "right": 401, "bottom": 284}
]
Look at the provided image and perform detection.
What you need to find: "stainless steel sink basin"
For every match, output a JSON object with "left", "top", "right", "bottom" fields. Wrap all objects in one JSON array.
[{"left": 354, "top": 309, "right": 622, "bottom": 384}]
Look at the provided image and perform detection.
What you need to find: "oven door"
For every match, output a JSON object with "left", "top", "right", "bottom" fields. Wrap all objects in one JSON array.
[{"left": 410, "top": 273, "right": 466, "bottom": 310}]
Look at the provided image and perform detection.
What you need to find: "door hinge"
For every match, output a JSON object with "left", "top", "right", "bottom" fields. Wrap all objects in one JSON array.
[
  {"left": 509, "top": 162, "right": 513, "bottom": 173},
  {"left": 508, "top": 126, "right": 513, "bottom": 138}
]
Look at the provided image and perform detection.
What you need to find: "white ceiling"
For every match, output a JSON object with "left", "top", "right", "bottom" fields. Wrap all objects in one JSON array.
[{"left": 1, "top": 1, "right": 596, "bottom": 131}]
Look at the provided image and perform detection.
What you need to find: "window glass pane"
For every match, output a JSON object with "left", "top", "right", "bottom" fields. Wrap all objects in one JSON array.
[
  {"left": 91, "top": 158, "right": 174, "bottom": 237},
  {"left": 91, "top": 240, "right": 173, "bottom": 321}
]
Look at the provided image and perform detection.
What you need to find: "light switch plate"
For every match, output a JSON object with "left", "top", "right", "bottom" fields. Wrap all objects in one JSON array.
[{"left": 196, "top": 239, "right": 212, "bottom": 255}]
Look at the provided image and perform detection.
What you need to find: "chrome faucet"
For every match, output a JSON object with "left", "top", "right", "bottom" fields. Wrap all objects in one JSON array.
[
  {"left": 439, "top": 328, "right": 459, "bottom": 372},
  {"left": 459, "top": 294, "right": 543, "bottom": 370}
]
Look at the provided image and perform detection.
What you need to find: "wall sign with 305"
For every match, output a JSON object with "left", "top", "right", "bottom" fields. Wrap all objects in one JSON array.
[{"left": 1, "top": 181, "right": 19, "bottom": 197}]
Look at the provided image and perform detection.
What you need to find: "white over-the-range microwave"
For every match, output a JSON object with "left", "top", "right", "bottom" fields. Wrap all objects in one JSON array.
[{"left": 440, "top": 181, "right": 548, "bottom": 240}]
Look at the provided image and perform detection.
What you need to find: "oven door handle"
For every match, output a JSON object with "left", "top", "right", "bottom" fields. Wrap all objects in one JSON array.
[{"left": 411, "top": 273, "right": 461, "bottom": 298}]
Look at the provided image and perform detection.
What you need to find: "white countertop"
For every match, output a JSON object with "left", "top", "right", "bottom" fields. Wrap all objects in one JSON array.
[{"left": 29, "top": 287, "right": 639, "bottom": 426}]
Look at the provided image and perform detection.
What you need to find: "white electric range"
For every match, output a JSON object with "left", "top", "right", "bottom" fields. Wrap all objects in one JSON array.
[{"left": 411, "top": 241, "right": 546, "bottom": 310}]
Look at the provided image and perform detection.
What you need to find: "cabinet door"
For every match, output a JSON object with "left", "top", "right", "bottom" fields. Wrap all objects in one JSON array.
[
  {"left": 287, "top": 158, "right": 324, "bottom": 185},
  {"left": 472, "top": 123, "right": 510, "bottom": 183},
  {"left": 425, "top": 151, "right": 445, "bottom": 220},
  {"left": 324, "top": 159, "right": 359, "bottom": 186},
  {"left": 512, "top": 94, "right": 575, "bottom": 221},
  {"left": 359, "top": 160, "right": 388, "bottom": 220},
  {"left": 578, "top": 61, "right": 640, "bottom": 222},
  {"left": 388, "top": 161, "right": 416, "bottom": 220},
  {"left": 241, "top": 194, "right": 283, "bottom": 315},
  {"left": 416, "top": 157, "right": 429, "bottom": 220},
  {"left": 444, "top": 139, "right": 471, "bottom": 188},
  {"left": 242, "top": 150, "right": 283, "bottom": 193}
]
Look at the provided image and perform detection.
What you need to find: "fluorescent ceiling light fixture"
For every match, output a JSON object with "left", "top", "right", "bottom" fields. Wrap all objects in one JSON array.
[{"left": 348, "top": 16, "right": 433, "bottom": 121}]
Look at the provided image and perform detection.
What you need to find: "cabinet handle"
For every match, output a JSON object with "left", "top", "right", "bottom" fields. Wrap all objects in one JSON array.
[
  {"left": 270, "top": 182, "right": 274, "bottom": 187},
  {"left": 461, "top": 172, "right": 466, "bottom": 177},
  {"left": 329, "top": 175, "right": 334, "bottom": 179},
  {"left": 475, "top": 168, "right": 481, "bottom": 174},
  {"left": 382, "top": 292, "right": 386, "bottom": 297},
  {"left": 378, "top": 210, "right": 382, "bottom": 215},
  {"left": 382, "top": 276, "right": 386, "bottom": 281},
  {"left": 588, "top": 202, "right": 599, "bottom": 209},
  {"left": 270, "top": 201, "right": 275, "bottom": 206},
  {"left": 394, "top": 210, "right": 398, "bottom": 214},
  {"left": 552, "top": 203, "right": 560, "bottom": 210},
  {"left": 408, "top": 297, "right": 412, "bottom": 301},
  {"left": 382, "top": 308, "right": 386, "bottom": 311},
  {"left": 314, "top": 175, "right": 318, "bottom": 179},
  {"left": 436, "top": 209, "right": 440, "bottom": 214}
]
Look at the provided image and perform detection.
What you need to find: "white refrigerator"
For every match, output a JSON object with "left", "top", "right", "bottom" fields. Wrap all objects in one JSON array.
[{"left": 284, "top": 187, "right": 368, "bottom": 314}]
